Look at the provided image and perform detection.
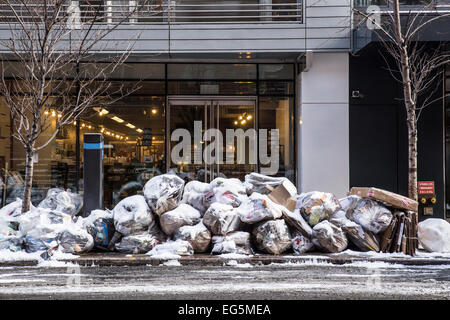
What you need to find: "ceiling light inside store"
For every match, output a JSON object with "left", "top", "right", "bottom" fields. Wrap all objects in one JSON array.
[
  {"left": 111, "top": 116, "right": 124, "bottom": 123},
  {"left": 136, "top": 128, "right": 143, "bottom": 133},
  {"left": 234, "top": 121, "right": 238, "bottom": 125},
  {"left": 246, "top": 115, "right": 252, "bottom": 120},
  {"left": 98, "top": 109, "right": 109, "bottom": 116},
  {"left": 126, "top": 123, "right": 136, "bottom": 129},
  {"left": 151, "top": 109, "right": 157, "bottom": 114},
  {"left": 241, "top": 120, "right": 246, "bottom": 125}
]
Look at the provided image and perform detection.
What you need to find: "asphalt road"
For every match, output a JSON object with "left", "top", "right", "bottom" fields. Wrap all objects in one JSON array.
[{"left": 0, "top": 260, "right": 448, "bottom": 300}]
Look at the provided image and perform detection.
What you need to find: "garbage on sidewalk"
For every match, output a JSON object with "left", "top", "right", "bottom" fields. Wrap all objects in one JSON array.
[
  {"left": 379, "top": 211, "right": 418, "bottom": 255},
  {"left": 159, "top": 204, "right": 202, "bottom": 236},
  {"left": 147, "top": 240, "right": 194, "bottom": 257},
  {"left": 37, "top": 188, "right": 83, "bottom": 217},
  {"left": 202, "top": 203, "right": 242, "bottom": 236},
  {"left": 143, "top": 174, "right": 185, "bottom": 216},
  {"left": 236, "top": 193, "right": 282, "bottom": 224},
  {"left": 82, "top": 209, "right": 115, "bottom": 251},
  {"left": 173, "top": 222, "right": 211, "bottom": 253},
  {"left": 295, "top": 191, "right": 341, "bottom": 227},
  {"left": 181, "top": 181, "right": 212, "bottom": 215},
  {"left": 252, "top": 219, "right": 292, "bottom": 255},
  {"left": 0, "top": 172, "right": 428, "bottom": 258},
  {"left": 112, "top": 195, "right": 154, "bottom": 236},
  {"left": 417, "top": 218, "right": 450, "bottom": 253},
  {"left": 211, "top": 231, "right": 253, "bottom": 255},
  {"left": 115, "top": 232, "right": 158, "bottom": 254},
  {"left": 312, "top": 220, "right": 348, "bottom": 253}
]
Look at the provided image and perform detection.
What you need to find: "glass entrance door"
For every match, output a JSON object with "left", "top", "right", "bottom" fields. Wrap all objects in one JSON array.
[{"left": 167, "top": 97, "right": 257, "bottom": 182}]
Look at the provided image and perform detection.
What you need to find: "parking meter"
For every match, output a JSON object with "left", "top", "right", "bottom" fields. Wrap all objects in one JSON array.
[{"left": 83, "top": 133, "right": 104, "bottom": 216}]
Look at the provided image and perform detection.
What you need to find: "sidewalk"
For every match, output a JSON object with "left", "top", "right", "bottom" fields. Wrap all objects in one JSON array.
[{"left": 1, "top": 250, "right": 449, "bottom": 267}]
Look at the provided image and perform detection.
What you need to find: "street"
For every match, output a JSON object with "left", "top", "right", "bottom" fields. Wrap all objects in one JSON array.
[{"left": 0, "top": 260, "right": 448, "bottom": 300}]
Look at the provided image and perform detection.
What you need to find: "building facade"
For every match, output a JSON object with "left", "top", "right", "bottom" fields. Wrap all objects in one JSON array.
[{"left": 0, "top": 0, "right": 448, "bottom": 221}]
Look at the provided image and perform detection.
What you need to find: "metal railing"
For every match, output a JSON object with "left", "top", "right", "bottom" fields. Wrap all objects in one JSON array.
[{"left": 0, "top": 0, "right": 304, "bottom": 25}]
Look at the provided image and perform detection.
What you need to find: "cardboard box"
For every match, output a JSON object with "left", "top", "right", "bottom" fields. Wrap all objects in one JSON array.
[
  {"left": 267, "top": 182, "right": 297, "bottom": 212},
  {"left": 348, "top": 187, "right": 418, "bottom": 212}
]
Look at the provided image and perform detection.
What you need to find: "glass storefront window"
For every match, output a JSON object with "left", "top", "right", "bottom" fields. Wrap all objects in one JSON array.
[
  {"left": 259, "top": 96, "right": 295, "bottom": 183},
  {"left": 168, "top": 81, "right": 257, "bottom": 95},
  {"left": 80, "top": 96, "right": 165, "bottom": 209},
  {"left": 168, "top": 64, "right": 257, "bottom": 80},
  {"left": 81, "top": 63, "right": 165, "bottom": 80},
  {"left": 259, "top": 64, "right": 294, "bottom": 80},
  {"left": 0, "top": 97, "right": 77, "bottom": 206}
]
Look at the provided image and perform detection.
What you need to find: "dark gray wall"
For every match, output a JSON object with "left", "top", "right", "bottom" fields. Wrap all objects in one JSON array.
[{"left": 349, "top": 43, "right": 445, "bottom": 220}]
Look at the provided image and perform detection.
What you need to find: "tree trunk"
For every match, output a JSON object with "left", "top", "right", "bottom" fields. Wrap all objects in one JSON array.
[
  {"left": 21, "top": 148, "right": 34, "bottom": 213},
  {"left": 407, "top": 117, "right": 418, "bottom": 201}
]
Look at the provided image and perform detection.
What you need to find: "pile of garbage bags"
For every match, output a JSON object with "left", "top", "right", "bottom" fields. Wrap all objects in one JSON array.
[{"left": 1, "top": 172, "right": 443, "bottom": 258}]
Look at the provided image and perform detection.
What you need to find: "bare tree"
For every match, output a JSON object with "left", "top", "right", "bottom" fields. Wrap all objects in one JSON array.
[
  {"left": 354, "top": 0, "right": 450, "bottom": 201},
  {"left": 0, "top": 0, "right": 161, "bottom": 212}
]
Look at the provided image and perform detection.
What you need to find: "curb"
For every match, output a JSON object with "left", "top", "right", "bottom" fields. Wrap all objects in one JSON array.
[{"left": 1, "top": 253, "right": 449, "bottom": 267}]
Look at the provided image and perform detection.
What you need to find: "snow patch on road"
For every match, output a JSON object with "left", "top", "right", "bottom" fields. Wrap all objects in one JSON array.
[
  {"left": 161, "top": 260, "right": 181, "bottom": 266},
  {"left": 219, "top": 253, "right": 251, "bottom": 259}
]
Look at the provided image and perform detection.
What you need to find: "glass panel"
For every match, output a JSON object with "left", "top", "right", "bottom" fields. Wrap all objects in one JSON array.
[
  {"left": 168, "top": 81, "right": 257, "bottom": 95},
  {"left": 259, "top": 96, "right": 295, "bottom": 183},
  {"left": 216, "top": 101, "right": 257, "bottom": 181},
  {"left": 81, "top": 63, "right": 165, "bottom": 80},
  {"left": 445, "top": 63, "right": 450, "bottom": 218},
  {"left": 89, "top": 80, "right": 165, "bottom": 95},
  {"left": 1, "top": 97, "right": 77, "bottom": 206},
  {"left": 259, "top": 64, "right": 294, "bottom": 80},
  {"left": 80, "top": 96, "right": 165, "bottom": 209},
  {"left": 167, "top": 64, "right": 257, "bottom": 80},
  {"left": 259, "top": 81, "right": 294, "bottom": 95},
  {"left": 169, "top": 100, "right": 209, "bottom": 182}
]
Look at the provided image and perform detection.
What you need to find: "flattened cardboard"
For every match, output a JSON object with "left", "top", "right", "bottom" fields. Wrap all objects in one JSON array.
[{"left": 348, "top": 187, "right": 418, "bottom": 212}]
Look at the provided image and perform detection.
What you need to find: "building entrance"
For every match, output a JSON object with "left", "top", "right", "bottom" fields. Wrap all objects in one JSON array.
[{"left": 167, "top": 96, "right": 257, "bottom": 182}]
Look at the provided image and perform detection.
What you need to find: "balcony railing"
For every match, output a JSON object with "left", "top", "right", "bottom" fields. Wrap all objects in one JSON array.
[{"left": 0, "top": 0, "right": 304, "bottom": 25}]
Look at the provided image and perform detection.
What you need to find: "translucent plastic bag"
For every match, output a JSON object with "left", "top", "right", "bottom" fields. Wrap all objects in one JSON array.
[
  {"left": 159, "top": 203, "right": 201, "bottom": 236},
  {"left": 211, "top": 231, "right": 253, "bottom": 255},
  {"left": 115, "top": 232, "right": 158, "bottom": 254},
  {"left": 173, "top": 222, "right": 211, "bottom": 253},
  {"left": 83, "top": 209, "right": 115, "bottom": 250},
  {"left": 181, "top": 181, "right": 212, "bottom": 216},
  {"left": 295, "top": 191, "right": 341, "bottom": 227},
  {"left": 252, "top": 219, "right": 292, "bottom": 255},
  {"left": 244, "top": 172, "right": 297, "bottom": 195},
  {"left": 202, "top": 202, "right": 242, "bottom": 236},
  {"left": 57, "top": 221, "right": 94, "bottom": 254},
  {"left": 236, "top": 192, "right": 282, "bottom": 224},
  {"left": 143, "top": 174, "right": 185, "bottom": 216},
  {"left": 203, "top": 178, "right": 248, "bottom": 208},
  {"left": 0, "top": 198, "right": 33, "bottom": 218},
  {"left": 112, "top": 195, "right": 154, "bottom": 236},
  {"left": 312, "top": 220, "right": 348, "bottom": 253},
  {"left": 292, "top": 232, "right": 314, "bottom": 254},
  {"left": 344, "top": 196, "right": 393, "bottom": 234},
  {"left": 147, "top": 240, "right": 194, "bottom": 257},
  {"left": 37, "top": 188, "right": 83, "bottom": 217},
  {"left": 418, "top": 218, "right": 450, "bottom": 253}
]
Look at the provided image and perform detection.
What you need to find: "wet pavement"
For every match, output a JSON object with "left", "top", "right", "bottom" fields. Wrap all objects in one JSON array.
[{"left": 0, "top": 259, "right": 448, "bottom": 299}]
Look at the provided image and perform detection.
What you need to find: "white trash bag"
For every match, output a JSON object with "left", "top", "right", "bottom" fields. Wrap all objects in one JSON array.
[
  {"left": 211, "top": 231, "right": 253, "bottom": 255},
  {"left": 173, "top": 221, "right": 211, "bottom": 253},
  {"left": 113, "top": 195, "right": 154, "bottom": 236},
  {"left": 236, "top": 192, "right": 282, "bottom": 224},
  {"left": 143, "top": 174, "right": 185, "bottom": 216},
  {"left": 203, "top": 178, "right": 248, "bottom": 208},
  {"left": 312, "top": 220, "right": 348, "bottom": 253},
  {"left": 418, "top": 218, "right": 450, "bottom": 253},
  {"left": 252, "top": 219, "right": 292, "bottom": 255},
  {"left": 159, "top": 203, "right": 201, "bottom": 236},
  {"left": 202, "top": 202, "right": 242, "bottom": 236},
  {"left": 244, "top": 172, "right": 297, "bottom": 195},
  {"left": 181, "top": 181, "right": 212, "bottom": 216},
  {"left": 37, "top": 188, "right": 83, "bottom": 217},
  {"left": 147, "top": 240, "right": 194, "bottom": 257},
  {"left": 344, "top": 196, "right": 393, "bottom": 234},
  {"left": 115, "top": 232, "right": 158, "bottom": 254}
]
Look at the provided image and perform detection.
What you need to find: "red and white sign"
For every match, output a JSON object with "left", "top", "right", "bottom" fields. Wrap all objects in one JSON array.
[{"left": 418, "top": 181, "right": 435, "bottom": 195}]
